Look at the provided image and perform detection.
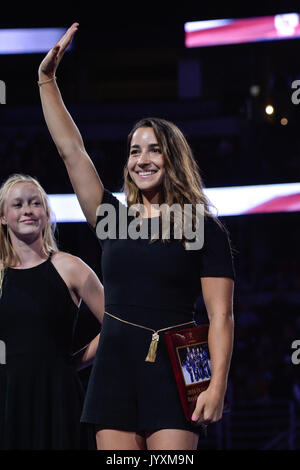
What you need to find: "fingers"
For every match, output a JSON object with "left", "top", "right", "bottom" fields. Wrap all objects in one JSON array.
[
  {"left": 57, "top": 23, "right": 79, "bottom": 52},
  {"left": 192, "top": 410, "right": 211, "bottom": 425},
  {"left": 191, "top": 394, "right": 216, "bottom": 425},
  {"left": 191, "top": 401, "right": 204, "bottom": 423},
  {"left": 39, "top": 23, "right": 78, "bottom": 77},
  {"left": 192, "top": 405, "right": 221, "bottom": 425},
  {"left": 191, "top": 411, "right": 207, "bottom": 424}
]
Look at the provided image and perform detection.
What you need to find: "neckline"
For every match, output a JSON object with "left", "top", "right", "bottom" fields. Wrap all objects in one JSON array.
[{"left": 8, "top": 257, "right": 50, "bottom": 271}]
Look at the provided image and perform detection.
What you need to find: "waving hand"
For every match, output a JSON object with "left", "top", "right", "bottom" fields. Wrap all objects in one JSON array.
[{"left": 39, "top": 23, "right": 79, "bottom": 81}]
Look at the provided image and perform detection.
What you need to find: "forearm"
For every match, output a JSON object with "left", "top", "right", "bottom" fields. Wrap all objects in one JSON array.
[
  {"left": 207, "top": 312, "right": 234, "bottom": 396},
  {"left": 39, "top": 79, "right": 85, "bottom": 159},
  {"left": 73, "top": 333, "right": 100, "bottom": 371}
]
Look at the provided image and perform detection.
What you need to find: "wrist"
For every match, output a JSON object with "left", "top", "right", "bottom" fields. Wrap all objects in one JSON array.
[
  {"left": 37, "top": 75, "right": 57, "bottom": 87},
  {"left": 207, "top": 381, "right": 227, "bottom": 398},
  {"left": 38, "top": 68, "right": 55, "bottom": 81}
]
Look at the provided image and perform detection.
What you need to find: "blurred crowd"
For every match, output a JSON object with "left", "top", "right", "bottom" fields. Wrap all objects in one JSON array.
[{"left": 1, "top": 112, "right": 300, "bottom": 195}]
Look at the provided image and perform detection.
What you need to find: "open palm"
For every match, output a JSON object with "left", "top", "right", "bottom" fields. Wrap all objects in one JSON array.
[{"left": 38, "top": 22, "right": 79, "bottom": 80}]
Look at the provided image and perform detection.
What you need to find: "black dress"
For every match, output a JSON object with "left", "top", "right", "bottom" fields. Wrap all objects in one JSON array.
[
  {"left": 0, "top": 255, "right": 96, "bottom": 450},
  {"left": 81, "top": 189, "right": 235, "bottom": 435}
]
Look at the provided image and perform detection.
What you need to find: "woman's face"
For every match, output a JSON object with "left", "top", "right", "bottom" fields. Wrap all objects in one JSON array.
[
  {"left": 127, "top": 127, "right": 165, "bottom": 196},
  {"left": 1, "top": 182, "right": 48, "bottom": 242}
]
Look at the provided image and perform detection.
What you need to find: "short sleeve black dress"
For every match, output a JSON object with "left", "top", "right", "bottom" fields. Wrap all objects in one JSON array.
[
  {"left": 0, "top": 255, "right": 96, "bottom": 450},
  {"left": 81, "top": 189, "right": 235, "bottom": 435}
]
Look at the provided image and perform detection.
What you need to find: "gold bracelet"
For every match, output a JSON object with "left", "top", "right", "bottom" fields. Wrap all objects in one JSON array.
[{"left": 37, "top": 76, "right": 56, "bottom": 87}]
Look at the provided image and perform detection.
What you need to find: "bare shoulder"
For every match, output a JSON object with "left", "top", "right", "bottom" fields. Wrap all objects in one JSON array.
[
  {"left": 51, "top": 251, "right": 88, "bottom": 273},
  {"left": 52, "top": 252, "right": 95, "bottom": 298},
  {"left": 52, "top": 251, "right": 80, "bottom": 265},
  {"left": 50, "top": 251, "right": 102, "bottom": 296}
]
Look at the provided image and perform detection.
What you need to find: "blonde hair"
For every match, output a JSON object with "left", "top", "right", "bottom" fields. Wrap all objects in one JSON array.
[
  {"left": 0, "top": 174, "right": 58, "bottom": 295},
  {"left": 123, "top": 117, "right": 223, "bottom": 246}
]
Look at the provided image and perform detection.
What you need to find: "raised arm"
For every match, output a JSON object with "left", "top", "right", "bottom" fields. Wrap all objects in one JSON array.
[
  {"left": 192, "top": 277, "right": 234, "bottom": 424},
  {"left": 38, "top": 23, "right": 103, "bottom": 227}
]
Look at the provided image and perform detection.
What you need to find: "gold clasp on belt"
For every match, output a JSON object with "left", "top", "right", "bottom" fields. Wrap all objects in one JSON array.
[{"left": 104, "top": 311, "right": 194, "bottom": 362}]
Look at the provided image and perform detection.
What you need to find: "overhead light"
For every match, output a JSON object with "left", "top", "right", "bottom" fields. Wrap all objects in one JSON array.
[{"left": 265, "top": 105, "right": 274, "bottom": 115}]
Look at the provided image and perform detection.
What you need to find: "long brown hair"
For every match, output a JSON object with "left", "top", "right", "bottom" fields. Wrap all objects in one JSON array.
[
  {"left": 0, "top": 174, "right": 58, "bottom": 295},
  {"left": 123, "top": 117, "right": 223, "bottom": 246}
]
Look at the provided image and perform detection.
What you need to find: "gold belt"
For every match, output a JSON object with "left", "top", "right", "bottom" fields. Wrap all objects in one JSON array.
[{"left": 104, "top": 311, "right": 195, "bottom": 363}]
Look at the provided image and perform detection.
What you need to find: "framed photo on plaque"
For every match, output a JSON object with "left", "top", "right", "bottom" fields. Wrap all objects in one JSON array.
[{"left": 164, "top": 324, "right": 211, "bottom": 421}]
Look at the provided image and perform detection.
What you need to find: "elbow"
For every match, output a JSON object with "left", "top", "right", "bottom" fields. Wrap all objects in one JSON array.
[
  {"left": 208, "top": 310, "right": 234, "bottom": 325},
  {"left": 58, "top": 141, "right": 86, "bottom": 162}
]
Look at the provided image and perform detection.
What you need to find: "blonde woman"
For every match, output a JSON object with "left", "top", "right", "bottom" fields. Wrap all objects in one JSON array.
[
  {"left": 38, "top": 24, "right": 235, "bottom": 450},
  {"left": 0, "top": 174, "right": 104, "bottom": 449}
]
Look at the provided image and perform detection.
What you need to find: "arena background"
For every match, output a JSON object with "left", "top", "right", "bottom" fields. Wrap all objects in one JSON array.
[{"left": 1, "top": 1, "right": 300, "bottom": 450}]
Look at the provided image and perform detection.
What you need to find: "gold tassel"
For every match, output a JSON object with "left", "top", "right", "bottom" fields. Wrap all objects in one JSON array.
[{"left": 145, "top": 332, "right": 159, "bottom": 362}]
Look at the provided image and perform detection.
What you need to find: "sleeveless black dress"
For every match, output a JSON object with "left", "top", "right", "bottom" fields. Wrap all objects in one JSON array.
[
  {"left": 81, "top": 189, "right": 235, "bottom": 435},
  {"left": 0, "top": 255, "right": 96, "bottom": 450}
]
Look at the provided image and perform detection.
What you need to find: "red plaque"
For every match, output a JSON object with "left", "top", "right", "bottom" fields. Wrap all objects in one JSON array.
[{"left": 164, "top": 324, "right": 211, "bottom": 421}]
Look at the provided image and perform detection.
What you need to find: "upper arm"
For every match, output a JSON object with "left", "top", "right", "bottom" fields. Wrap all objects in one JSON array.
[
  {"left": 200, "top": 277, "right": 234, "bottom": 321},
  {"left": 65, "top": 256, "right": 105, "bottom": 324},
  {"left": 198, "top": 216, "right": 235, "bottom": 321},
  {"left": 63, "top": 148, "right": 104, "bottom": 227},
  {"left": 74, "top": 260, "right": 105, "bottom": 324},
  {"left": 51, "top": 252, "right": 104, "bottom": 323}
]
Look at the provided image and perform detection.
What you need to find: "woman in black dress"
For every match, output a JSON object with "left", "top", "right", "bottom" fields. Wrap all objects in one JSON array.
[
  {"left": 0, "top": 173, "right": 104, "bottom": 449},
  {"left": 38, "top": 23, "right": 235, "bottom": 450}
]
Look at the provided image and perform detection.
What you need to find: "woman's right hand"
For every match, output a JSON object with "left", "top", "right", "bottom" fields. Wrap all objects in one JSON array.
[
  {"left": 38, "top": 20, "right": 104, "bottom": 226},
  {"left": 38, "top": 22, "right": 79, "bottom": 81}
]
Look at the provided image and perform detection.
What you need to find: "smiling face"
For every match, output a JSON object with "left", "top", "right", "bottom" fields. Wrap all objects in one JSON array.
[
  {"left": 1, "top": 182, "right": 48, "bottom": 243},
  {"left": 127, "top": 127, "right": 165, "bottom": 199}
]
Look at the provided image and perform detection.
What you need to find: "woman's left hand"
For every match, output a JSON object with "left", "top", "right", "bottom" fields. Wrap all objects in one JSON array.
[{"left": 191, "top": 387, "right": 225, "bottom": 425}]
